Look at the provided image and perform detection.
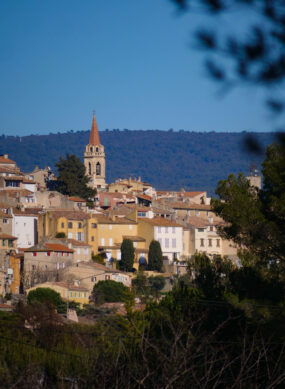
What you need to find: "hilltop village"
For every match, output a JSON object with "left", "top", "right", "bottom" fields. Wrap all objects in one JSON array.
[{"left": 0, "top": 114, "right": 256, "bottom": 309}]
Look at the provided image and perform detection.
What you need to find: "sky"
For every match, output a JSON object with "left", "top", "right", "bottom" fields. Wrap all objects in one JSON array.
[{"left": 0, "top": 0, "right": 280, "bottom": 136}]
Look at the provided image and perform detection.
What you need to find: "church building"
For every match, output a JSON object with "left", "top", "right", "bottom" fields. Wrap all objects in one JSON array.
[{"left": 84, "top": 113, "right": 106, "bottom": 190}]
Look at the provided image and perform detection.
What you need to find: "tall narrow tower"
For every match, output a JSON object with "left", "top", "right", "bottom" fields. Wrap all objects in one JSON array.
[{"left": 84, "top": 113, "right": 106, "bottom": 190}]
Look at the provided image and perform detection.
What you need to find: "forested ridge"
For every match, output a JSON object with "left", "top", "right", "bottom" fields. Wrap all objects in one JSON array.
[{"left": 0, "top": 130, "right": 274, "bottom": 192}]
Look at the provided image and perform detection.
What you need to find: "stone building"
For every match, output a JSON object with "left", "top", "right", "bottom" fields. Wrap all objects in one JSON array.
[{"left": 84, "top": 113, "right": 106, "bottom": 190}]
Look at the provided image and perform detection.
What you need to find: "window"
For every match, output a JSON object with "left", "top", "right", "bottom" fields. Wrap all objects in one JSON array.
[
  {"left": 78, "top": 222, "right": 82, "bottom": 228},
  {"left": 105, "top": 275, "right": 110, "bottom": 280},
  {"left": 172, "top": 227, "right": 175, "bottom": 234},
  {"left": 89, "top": 162, "right": 92, "bottom": 175},
  {"left": 200, "top": 239, "right": 204, "bottom": 247},
  {"left": 210, "top": 226, "right": 214, "bottom": 231},
  {"left": 61, "top": 222, "right": 64, "bottom": 228},
  {"left": 165, "top": 238, "right": 169, "bottom": 248},
  {"left": 91, "top": 236, "right": 95, "bottom": 242},
  {"left": 196, "top": 211, "right": 200, "bottom": 216},
  {"left": 78, "top": 292, "right": 81, "bottom": 297},
  {"left": 77, "top": 232, "right": 82, "bottom": 241},
  {"left": 96, "top": 147, "right": 99, "bottom": 152},
  {"left": 91, "top": 276, "right": 96, "bottom": 282},
  {"left": 109, "top": 225, "right": 112, "bottom": 230},
  {"left": 216, "top": 239, "right": 220, "bottom": 247},
  {"left": 157, "top": 226, "right": 161, "bottom": 233},
  {"left": 101, "top": 238, "right": 105, "bottom": 246},
  {"left": 138, "top": 212, "right": 146, "bottom": 217},
  {"left": 32, "top": 265, "right": 36, "bottom": 270},
  {"left": 70, "top": 292, "right": 73, "bottom": 297},
  {"left": 77, "top": 249, "right": 81, "bottom": 255},
  {"left": 109, "top": 238, "right": 113, "bottom": 246},
  {"left": 68, "top": 222, "right": 73, "bottom": 228},
  {"left": 198, "top": 228, "right": 204, "bottom": 232},
  {"left": 3, "top": 219, "right": 8, "bottom": 224},
  {"left": 84, "top": 248, "right": 88, "bottom": 255},
  {"left": 68, "top": 232, "right": 73, "bottom": 239},
  {"left": 129, "top": 225, "right": 133, "bottom": 230},
  {"left": 209, "top": 239, "right": 212, "bottom": 247},
  {"left": 172, "top": 239, "right": 176, "bottom": 248},
  {"left": 96, "top": 162, "right": 101, "bottom": 176},
  {"left": 57, "top": 263, "right": 60, "bottom": 270},
  {"left": 45, "top": 265, "right": 48, "bottom": 270},
  {"left": 165, "top": 227, "right": 168, "bottom": 233},
  {"left": 91, "top": 223, "right": 97, "bottom": 228}
]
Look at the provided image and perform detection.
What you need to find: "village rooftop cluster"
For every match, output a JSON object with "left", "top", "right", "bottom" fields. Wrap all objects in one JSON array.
[{"left": 0, "top": 114, "right": 261, "bottom": 310}]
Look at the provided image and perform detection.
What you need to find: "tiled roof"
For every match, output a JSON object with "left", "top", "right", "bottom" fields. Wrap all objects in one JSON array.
[
  {"left": 3, "top": 176, "right": 24, "bottom": 181},
  {"left": 170, "top": 202, "right": 212, "bottom": 210},
  {"left": 0, "top": 166, "right": 21, "bottom": 174},
  {"left": 49, "top": 282, "right": 88, "bottom": 291},
  {"left": 182, "top": 191, "right": 205, "bottom": 197},
  {"left": 44, "top": 243, "right": 74, "bottom": 253},
  {"left": 140, "top": 217, "right": 183, "bottom": 227},
  {"left": 123, "top": 235, "right": 146, "bottom": 242},
  {"left": 0, "top": 233, "right": 17, "bottom": 240},
  {"left": 0, "top": 156, "right": 16, "bottom": 164},
  {"left": 13, "top": 208, "right": 41, "bottom": 216},
  {"left": 49, "top": 210, "right": 89, "bottom": 220},
  {"left": 95, "top": 215, "right": 137, "bottom": 225},
  {"left": 186, "top": 216, "right": 209, "bottom": 228},
  {"left": 68, "top": 197, "right": 86, "bottom": 202},
  {"left": 136, "top": 194, "right": 152, "bottom": 201},
  {"left": 0, "top": 211, "right": 12, "bottom": 218},
  {"left": 65, "top": 239, "right": 91, "bottom": 247},
  {"left": 89, "top": 113, "right": 101, "bottom": 145},
  {"left": 3, "top": 189, "right": 34, "bottom": 197}
]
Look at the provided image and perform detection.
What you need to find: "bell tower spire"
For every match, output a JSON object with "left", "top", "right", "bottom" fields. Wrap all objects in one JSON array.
[{"left": 84, "top": 112, "right": 106, "bottom": 190}]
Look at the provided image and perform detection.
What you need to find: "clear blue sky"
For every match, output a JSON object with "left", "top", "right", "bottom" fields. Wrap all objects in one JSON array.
[{"left": 0, "top": 0, "right": 279, "bottom": 136}]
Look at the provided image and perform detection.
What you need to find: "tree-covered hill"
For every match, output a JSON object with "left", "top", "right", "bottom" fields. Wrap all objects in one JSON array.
[{"left": 0, "top": 130, "right": 274, "bottom": 193}]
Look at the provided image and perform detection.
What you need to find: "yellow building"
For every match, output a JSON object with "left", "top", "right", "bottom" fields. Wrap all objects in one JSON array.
[
  {"left": 27, "top": 281, "right": 89, "bottom": 307},
  {"left": 108, "top": 177, "right": 152, "bottom": 194}
]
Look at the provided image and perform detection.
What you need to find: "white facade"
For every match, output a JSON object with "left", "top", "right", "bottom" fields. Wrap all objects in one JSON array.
[
  {"left": 12, "top": 214, "right": 38, "bottom": 248},
  {"left": 154, "top": 225, "right": 183, "bottom": 262}
]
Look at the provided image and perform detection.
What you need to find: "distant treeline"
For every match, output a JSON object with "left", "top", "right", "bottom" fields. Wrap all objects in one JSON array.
[{"left": 0, "top": 130, "right": 274, "bottom": 193}]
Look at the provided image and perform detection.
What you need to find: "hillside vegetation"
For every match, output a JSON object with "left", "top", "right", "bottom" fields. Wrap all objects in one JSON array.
[{"left": 0, "top": 130, "right": 274, "bottom": 193}]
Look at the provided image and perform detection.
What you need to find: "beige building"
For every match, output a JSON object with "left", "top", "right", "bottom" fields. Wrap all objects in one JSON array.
[
  {"left": 27, "top": 281, "right": 90, "bottom": 307},
  {"left": 108, "top": 177, "right": 153, "bottom": 195},
  {"left": 84, "top": 113, "right": 106, "bottom": 190},
  {"left": 62, "top": 261, "right": 131, "bottom": 295}
]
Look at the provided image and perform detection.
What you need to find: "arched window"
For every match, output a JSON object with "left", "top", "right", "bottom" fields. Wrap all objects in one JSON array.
[
  {"left": 89, "top": 162, "right": 92, "bottom": 175},
  {"left": 96, "top": 147, "right": 99, "bottom": 152},
  {"left": 96, "top": 162, "right": 101, "bottom": 176},
  {"left": 90, "top": 146, "right": 93, "bottom": 152}
]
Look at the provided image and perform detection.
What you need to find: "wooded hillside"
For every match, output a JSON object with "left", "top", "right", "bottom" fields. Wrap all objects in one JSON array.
[{"left": 0, "top": 130, "right": 274, "bottom": 193}]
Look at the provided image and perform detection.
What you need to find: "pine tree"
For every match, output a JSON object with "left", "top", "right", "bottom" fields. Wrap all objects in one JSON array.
[
  {"left": 120, "top": 239, "right": 135, "bottom": 272},
  {"left": 55, "top": 154, "right": 96, "bottom": 201},
  {"left": 148, "top": 240, "right": 163, "bottom": 271}
]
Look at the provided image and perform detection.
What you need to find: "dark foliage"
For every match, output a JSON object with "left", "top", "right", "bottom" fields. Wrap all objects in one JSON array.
[
  {"left": 148, "top": 240, "right": 163, "bottom": 271},
  {"left": 55, "top": 154, "right": 96, "bottom": 200},
  {"left": 120, "top": 239, "right": 135, "bottom": 272},
  {"left": 0, "top": 130, "right": 275, "bottom": 193},
  {"left": 92, "top": 280, "right": 129, "bottom": 304}
]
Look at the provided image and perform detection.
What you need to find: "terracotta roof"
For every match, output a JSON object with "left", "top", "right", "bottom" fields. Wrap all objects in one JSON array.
[
  {"left": 171, "top": 202, "right": 212, "bottom": 210},
  {"left": 0, "top": 156, "right": 16, "bottom": 164},
  {"left": 3, "top": 176, "right": 23, "bottom": 181},
  {"left": 49, "top": 210, "right": 89, "bottom": 220},
  {"left": 3, "top": 189, "right": 34, "bottom": 197},
  {"left": 65, "top": 239, "right": 91, "bottom": 247},
  {"left": 186, "top": 216, "right": 209, "bottom": 228},
  {"left": 0, "top": 166, "right": 21, "bottom": 174},
  {"left": 13, "top": 208, "right": 40, "bottom": 216},
  {"left": 123, "top": 235, "right": 146, "bottom": 242},
  {"left": 182, "top": 191, "right": 206, "bottom": 197},
  {"left": 44, "top": 243, "right": 74, "bottom": 253},
  {"left": 95, "top": 215, "right": 137, "bottom": 225},
  {"left": 0, "top": 233, "right": 17, "bottom": 240},
  {"left": 136, "top": 194, "right": 152, "bottom": 201},
  {"left": 0, "top": 211, "right": 12, "bottom": 218},
  {"left": 89, "top": 113, "right": 101, "bottom": 145},
  {"left": 140, "top": 217, "right": 183, "bottom": 227},
  {"left": 69, "top": 197, "right": 86, "bottom": 202},
  {"left": 49, "top": 282, "right": 88, "bottom": 291}
]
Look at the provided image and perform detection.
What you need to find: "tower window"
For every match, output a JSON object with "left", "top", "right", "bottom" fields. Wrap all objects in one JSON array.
[
  {"left": 96, "top": 162, "right": 101, "bottom": 176},
  {"left": 89, "top": 162, "right": 92, "bottom": 175},
  {"left": 96, "top": 147, "right": 99, "bottom": 152},
  {"left": 90, "top": 147, "right": 93, "bottom": 152}
]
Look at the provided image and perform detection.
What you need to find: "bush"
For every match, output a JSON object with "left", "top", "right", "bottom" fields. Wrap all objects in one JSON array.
[
  {"left": 27, "top": 288, "right": 65, "bottom": 312},
  {"left": 55, "top": 232, "right": 66, "bottom": 238},
  {"left": 92, "top": 280, "right": 129, "bottom": 304}
]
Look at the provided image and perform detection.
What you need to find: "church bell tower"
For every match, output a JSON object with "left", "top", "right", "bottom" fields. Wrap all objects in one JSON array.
[{"left": 84, "top": 113, "right": 106, "bottom": 190}]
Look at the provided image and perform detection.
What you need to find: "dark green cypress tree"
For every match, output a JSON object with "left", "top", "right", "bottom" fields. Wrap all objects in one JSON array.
[
  {"left": 148, "top": 240, "right": 163, "bottom": 271},
  {"left": 120, "top": 239, "right": 135, "bottom": 272}
]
